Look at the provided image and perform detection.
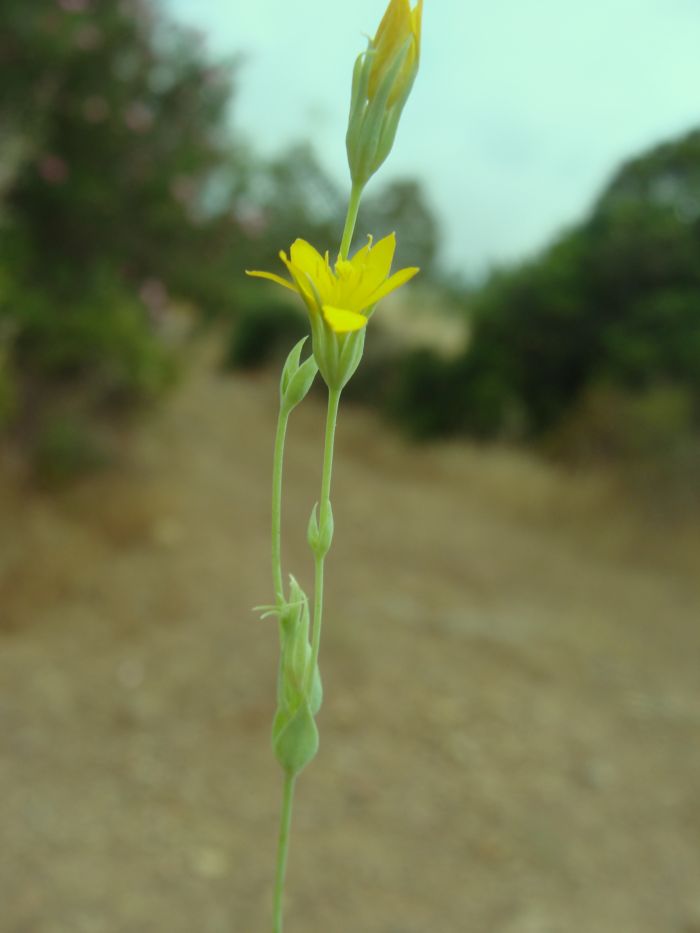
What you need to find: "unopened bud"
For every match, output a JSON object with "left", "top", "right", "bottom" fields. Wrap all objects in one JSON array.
[
  {"left": 271, "top": 577, "right": 323, "bottom": 775},
  {"left": 346, "top": 0, "right": 422, "bottom": 186},
  {"left": 272, "top": 701, "right": 319, "bottom": 776},
  {"left": 307, "top": 501, "right": 334, "bottom": 558}
]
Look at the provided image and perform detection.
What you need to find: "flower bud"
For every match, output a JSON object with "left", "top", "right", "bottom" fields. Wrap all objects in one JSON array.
[
  {"left": 278, "top": 577, "right": 312, "bottom": 707},
  {"left": 307, "top": 501, "right": 334, "bottom": 558},
  {"left": 272, "top": 577, "right": 322, "bottom": 775},
  {"left": 346, "top": 0, "right": 422, "bottom": 187},
  {"left": 272, "top": 701, "right": 319, "bottom": 776},
  {"left": 369, "top": 0, "right": 422, "bottom": 106}
]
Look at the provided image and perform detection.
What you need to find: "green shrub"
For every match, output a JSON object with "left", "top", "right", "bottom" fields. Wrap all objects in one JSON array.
[
  {"left": 381, "top": 341, "right": 525, "bottom": 442},
  {"left": 552, "top": 382, "right": 700, "bottom": 512},
  {"left": 7, "top": 271, "right": 179, "bottom": 407},
  {"left": 552, "top": 383, "right": 698, "bottom": 463},
  {"left": 223, "top": 299, "right": 308, "bottom": 370},
  {"left": 0, "top": 348, "right": 17, "bottom": 430},
  {"left": 442, "top": 128, "right": 700, "bottom": 444},
  {"left": 32, "top": 414, "right": 111, "bottom": 486},
  {"left": 340, "top": 332, "right": 403, "bottom": 408},
  {"left": 0, "top": 0, "right": 236, "bottom": 471},
  {"left": 384, "top": 349, "right": 463, "bottom": 440}
]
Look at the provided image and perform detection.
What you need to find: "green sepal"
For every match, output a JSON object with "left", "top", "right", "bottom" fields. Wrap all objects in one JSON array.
[
  {"left": 280, "top": 337, "right": 318, "bottom": 413},
  {"left": 280, "top": 337, "right": 305, "bottom": 395},
  {"left": 278, "top": 577, "right": 312, "bottom": 707},
  {"left": 272, "top": 700, "right": 319, "bottom": 776},
  {"left": 307, "top": 663, "right": 322, "bottom": 716},
  {"left": 346, "top": 40, "right": 410, "bottom": 187},
  {"left": 271, "top": 576, "right": 323, "bottom": 776},
  {"left": 307, "top": 500, "right": 334, "bottom": 558},
  {"left": 346, "top": 46, "right": 375, "bottom": 176},
  {"left": 310, "top": 313, "right": 366, "bottom": 391}
]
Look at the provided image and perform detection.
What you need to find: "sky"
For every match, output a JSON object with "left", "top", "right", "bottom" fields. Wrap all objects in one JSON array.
[{"left": 165, "top": 0, "right": 700, "bottom": 274}]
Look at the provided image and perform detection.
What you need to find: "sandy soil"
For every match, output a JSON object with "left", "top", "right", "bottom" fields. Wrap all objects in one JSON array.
[{"left": 1, "top": 346, "right": 699, "bottom": 933}]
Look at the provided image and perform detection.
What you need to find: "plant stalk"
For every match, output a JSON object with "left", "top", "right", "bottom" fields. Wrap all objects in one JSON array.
[
  {"left": 272, "top": 771, "right": 296, "bottom": 933},
  {"left": 338, "top": 183, "right": 363, "bottom": 260},
  {"left": 308, "top": 386, "right": 341, "bottom": 688},
  {"left": 271, "top": 407, "right": 289, "bottom": 603}
]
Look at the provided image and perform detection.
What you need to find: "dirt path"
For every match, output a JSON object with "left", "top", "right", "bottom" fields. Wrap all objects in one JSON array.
[{"left": 1, "top": 348, "right": 699, "bottom": 933}]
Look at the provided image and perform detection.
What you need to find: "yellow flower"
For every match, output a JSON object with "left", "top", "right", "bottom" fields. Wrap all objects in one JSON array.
[
  {"left": 246, "top": 233, "right": 418, "bottom": 335},
  {"left": 369, "top": 0, "right": 423, "bottom": 107}
]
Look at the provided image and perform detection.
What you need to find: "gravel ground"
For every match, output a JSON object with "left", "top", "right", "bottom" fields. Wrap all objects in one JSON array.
[{"left": 1, "top": 351, "right": 699, "bottom": 933}]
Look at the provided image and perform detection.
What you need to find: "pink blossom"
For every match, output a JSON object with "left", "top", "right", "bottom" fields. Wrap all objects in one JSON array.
[
  {"left": 83, "top": 96, "right": 109, "bottom": 123},
  {"left": 124, "top": 101, "right": 154, "bottom": 134},
  {"left": 139, "top": 278, "right": 168, "bottom": 314},
  {"left": 58, "top": 0, "right": 90, "bottom": 12},
  {"left": 235, "top": 205, "right": 268, "bottom": 239},
  {"left": 38, "top": 155, "right": 69, "bottom": 185},
  {"left": 75, "top": 24, "right": 102, "bottom": 51},
  {"left": 170, "top": 175, "right": 196, "bottom": 206}
]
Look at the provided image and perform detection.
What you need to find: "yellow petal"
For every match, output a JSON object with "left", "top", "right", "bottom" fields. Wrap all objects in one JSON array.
[
  {"left": 322, "top": 305, "right": 368, "bottom": 334},
  {"left": 279, "top": 250, "right": 316, "bottom": 310},
  {"left": 290, "top": 238, "right": 325, "bottom": 274},
  {"left": 412, "top": 0, "right": 423, "bottom": 54},
  {"left": 332, "top": 234, "right": 396, "bottom": 313},
  {"left": 350, "top": 233, "right": 397, "bottom": 309},
  {"left": 373, "top": 0, "right": 405, "bottom": 47},
  {"left": 245, "top": 269, "right": 296, "bottom": 292},
  {"left": 369, "top": 0, "right": 414, "bottom": 102},
  {"left": 365, "top": 265, "right": 419, "bottom": 306},
  {"left": 290, "top": 238, "right": 335, "bottom": 298},
  {"left": 372, "top": 0, "right": 411, "bottom": 61},
  {"left": 348, "top": 234, "right": 374, "bottom": 267},
  {"left": 354, "top": 232, "right": 395, "bottom": 276}
]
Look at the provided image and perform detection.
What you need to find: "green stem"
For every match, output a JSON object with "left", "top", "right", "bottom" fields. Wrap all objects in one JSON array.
[
  {"left": 271, "top": 407, "right": 289, "bottom": 604},
  {"left": 338, "top": 182, "right": 363, "bottom": 260},
  {"left": 272, "top": 772, "right": 296, "bottom": 933},
  {"left": 308, "top": 387, "right": 341, "bottom": 688}
]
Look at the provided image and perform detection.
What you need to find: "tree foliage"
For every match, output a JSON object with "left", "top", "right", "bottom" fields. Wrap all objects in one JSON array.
[
  {"left": 393, "top": 128, "right": 700, "bottom": 444},
  {"left": 0, "top": 0, "right": 244, "bottom": 459},
  {"left": 1, "top": 0, "right": 237, "bottom": 299}
]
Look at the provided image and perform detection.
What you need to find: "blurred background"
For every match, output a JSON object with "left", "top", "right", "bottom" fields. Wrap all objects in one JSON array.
[{"left": 1, "top": 1, "right": 699, "bottom": 931}]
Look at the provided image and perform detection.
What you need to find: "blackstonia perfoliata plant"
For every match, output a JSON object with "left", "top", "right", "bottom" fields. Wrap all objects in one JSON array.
[{"left": 246, "top": 1, "right": 422, "bottom": 929}]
